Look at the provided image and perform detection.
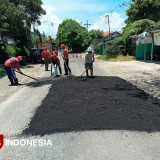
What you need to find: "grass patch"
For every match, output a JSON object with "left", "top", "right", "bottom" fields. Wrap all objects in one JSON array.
[
  {"left": 96, "top": 55, "right": 111, "bottom": 61},
  {"left": 0, "top": 67, "right": 6, "bottom": 78},
  {"left": 96, "top": 55, "right": 136, "bottom": 62}
]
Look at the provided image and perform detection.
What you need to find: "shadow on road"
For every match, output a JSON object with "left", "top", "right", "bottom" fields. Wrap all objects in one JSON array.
[{"left": 23, "top": 76, "right": 160, "bottom": 136}]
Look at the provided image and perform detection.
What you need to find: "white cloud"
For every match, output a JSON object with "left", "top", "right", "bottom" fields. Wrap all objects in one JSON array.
[
  {"left": 37, "top": 5, "right": 62, "bottom": 38},
  {"left": 89, "top": 12, "right": 125, "bottom": 32},
  {"left": 37, "top": 4, "right": 126, "bottom": 39}
]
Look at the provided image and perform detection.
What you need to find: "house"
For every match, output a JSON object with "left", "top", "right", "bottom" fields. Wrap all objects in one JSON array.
[
  {"left": 131, "top": 31, "right": 160, "bottom": 61},
  {"left": 96, "top": 31, "right": 122, "bottom": 54}
]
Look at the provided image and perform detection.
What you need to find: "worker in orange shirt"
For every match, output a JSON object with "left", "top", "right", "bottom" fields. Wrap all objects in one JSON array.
[
  {"left": 4, "top": 56, "right": 23, "bottom": 85},
  {"left": 61, "top": 44, "right": 71, "bottom": 75},
  {"left": 42, "top": 47, "right": 50, "bottom": 71}
]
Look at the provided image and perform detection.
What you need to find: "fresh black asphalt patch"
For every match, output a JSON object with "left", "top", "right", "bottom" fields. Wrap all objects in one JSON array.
[{"left": 23, "top": 76, "right": 160, "bottom": 136}]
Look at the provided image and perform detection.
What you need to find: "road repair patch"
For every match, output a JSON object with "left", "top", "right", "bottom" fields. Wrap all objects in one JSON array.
[{"left": 23, "top": 76, "right": 160, "bottom": 136}]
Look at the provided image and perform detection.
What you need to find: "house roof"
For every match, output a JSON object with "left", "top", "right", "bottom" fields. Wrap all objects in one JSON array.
[
  {"left": 150, "top": 30, "right": 160, "bottom": 33},
  {"left": 102, "top": 31, "right": 122, "bottom": 37},
  {"left": 102, "top": 32, "right": 112, "bottom": 37}
]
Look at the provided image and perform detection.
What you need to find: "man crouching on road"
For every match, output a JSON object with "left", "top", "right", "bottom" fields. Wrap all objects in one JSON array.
[
  {"left": 85, "top": 47, "right": 95, "bottom": 77},
  {"left": 4, "top": 56, "right": 23, "bottom": 86}
]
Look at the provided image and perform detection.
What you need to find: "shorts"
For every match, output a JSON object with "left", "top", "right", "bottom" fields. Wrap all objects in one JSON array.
[{"left": 85, "top": 63, "right": 93, "bottom": 70}]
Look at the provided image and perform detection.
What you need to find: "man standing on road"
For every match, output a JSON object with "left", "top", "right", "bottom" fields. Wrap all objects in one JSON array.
[
  {"left": 85, "top": 47, "right": 95, "bottom": 77},
  {"left": 42, "top": 47, "right": 50, "bottom": 71},
  {"left": 4, "top": 56, "right": 23, "bottom": 85},
  {"left": 61, "top": 44, "right": 71, "bottom": 75}
]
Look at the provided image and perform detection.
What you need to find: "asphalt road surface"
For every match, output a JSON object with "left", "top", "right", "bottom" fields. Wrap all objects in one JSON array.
[{"left": 1, "top": 53, "right": 160, "bottom": 160}]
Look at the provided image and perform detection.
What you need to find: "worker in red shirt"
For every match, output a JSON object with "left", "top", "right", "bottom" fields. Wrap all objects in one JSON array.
[
  {"left": 61, "top": 44, "right": 71, "bottom": 75},
  {"left": 50, "top": 53, "right": 62, "bottom": 75},
  {"left": 4, "top": 56, "right": 23, "bottom": 85},
  {"left": 42, "top": 47, "right": 50, "bottom": 71}
]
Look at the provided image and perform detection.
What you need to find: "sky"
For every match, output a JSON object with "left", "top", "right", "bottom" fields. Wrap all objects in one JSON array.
[{"left": 38, "top": 0, "right": 131, "bottom": 38}]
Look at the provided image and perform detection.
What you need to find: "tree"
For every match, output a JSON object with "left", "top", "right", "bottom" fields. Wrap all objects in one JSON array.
[
  {"left": 0, "top": 0, "right": 46, "bottom": 56},
  {"left": 123, "top": 19, "right": 159, "bottom": 55},
  {"left": 88, "top": 30, "right": 103, "bottom": 44},
  {"left": 57, "top": 19, "right": 103, "bottom": 52},
  {"left": 57, "top": 19, "right": 90, "bottom": 52},
  {"left": 103, "top": 19, "right": 160, "bottom": 57},
  {"left": 0, "top": 0, "right": 24, "bottom": 29},
  {"left": 126, "top": 0, "right": 160, "bottom": 24}
]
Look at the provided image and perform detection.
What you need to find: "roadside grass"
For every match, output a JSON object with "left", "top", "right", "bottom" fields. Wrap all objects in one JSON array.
[
  {"left": 96, "top": 54, "right": 136, "bottom": 62},
  {"left": 0, "top": 67, "right": 6, "bottom": 78}
]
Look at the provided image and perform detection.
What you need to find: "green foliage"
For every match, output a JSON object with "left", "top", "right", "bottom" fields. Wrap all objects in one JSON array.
[
  {"left": 31, "top": 36, "right": 46, "bottom": 48},
  {"left": 57, "top": 19, "right": 102, "bottom": 52},
  {"left": 5, "top": 44, "right": 30, "bottom": 58},
  {"left": 123, "top": 19, "right": 156, "bottom": 39},
  {"left": 97, "top": 54, "right": 135, "bottom": 62},
  {"left": 105, "top": 36, "right": 125, "bottom": 58},
  {"left": 32, "top": 36, "right": 40, "bottom": 47},
  {"left": 126, "top": 0, "right": 160, "bottom": 24},
  {"left": 103, "top": 19, "right": 160, "bottom": 57},
  {"left": 58, "top": 19, "right": 88, "bottom": 52},
  {"left": 123, "top": 19, "right": 159, "bottom": 55},
  {"left": 0, "top": 0, "right": 45, "bottom": 59},
  {"left": 0, "top": 68, "right": 6, "bottom": 78},
  {"left": 96, "top": 55, "right": 111, "bottom": 61},
  {"left": 6, "top": 45, "right": 16, "bottom": 57},
  {"left": 15, "top": 46, "right": 29, "bottom": 57},
  {"left": 88, "top": 30, "right": 103, "bottom": 43}
]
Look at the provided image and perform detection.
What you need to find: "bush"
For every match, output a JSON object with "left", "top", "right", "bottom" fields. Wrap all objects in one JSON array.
[
  {"left": 104, "top": 36, "right": 125, "bottom": 58},
  {"left": 15, "top": 46, "right": 29, "bottom": 57},
  {"left": 6, "top": 45, "right": 16, "bottom": 57}
]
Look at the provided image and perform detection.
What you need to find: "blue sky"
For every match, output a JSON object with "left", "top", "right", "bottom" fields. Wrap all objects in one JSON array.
[{"left": 38, "top": 0, "right": 131, "bottom": 38}]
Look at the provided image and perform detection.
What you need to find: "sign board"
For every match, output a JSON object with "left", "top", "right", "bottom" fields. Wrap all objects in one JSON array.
[{"left": 153, "top": 32, "right": 160, "bottom": 46}]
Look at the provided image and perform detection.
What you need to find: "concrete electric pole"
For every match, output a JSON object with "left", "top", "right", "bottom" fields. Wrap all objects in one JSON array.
[{"left": 105, "top": 15, "right": 110, "bottom": 39}]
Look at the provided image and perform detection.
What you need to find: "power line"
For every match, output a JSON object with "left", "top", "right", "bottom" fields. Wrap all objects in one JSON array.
[{"left": 88, "top": 0, "right": 132, "bottom": 27}]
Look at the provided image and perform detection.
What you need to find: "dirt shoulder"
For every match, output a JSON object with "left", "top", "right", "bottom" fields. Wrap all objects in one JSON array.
[{"left": 95, "top": 59, "right": 160, "bottom": 99}]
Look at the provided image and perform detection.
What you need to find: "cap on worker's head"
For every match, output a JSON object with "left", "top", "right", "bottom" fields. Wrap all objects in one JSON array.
[
  {"left": 17, "top": 56, "right": 22, "bottom": 61},
  {"left": 53, "top": 53, "right": 57, "bottom": 57},
  {"left": 61, "top": 44, "right": 65, "bottom": 48},
  {"left": 87, "top": 47, "right": 93, "bottom": 52}
]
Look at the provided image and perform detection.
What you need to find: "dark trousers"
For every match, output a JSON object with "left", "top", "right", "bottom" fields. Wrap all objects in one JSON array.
[
  {"left": 64, "top": 59, "right": 71, "bottom": 74},
  {"left": 44, "top": 60, "right": 49, "bottom": 71},
  {"left": 4, "top": 66, "right": 18, "bottom": 84}
]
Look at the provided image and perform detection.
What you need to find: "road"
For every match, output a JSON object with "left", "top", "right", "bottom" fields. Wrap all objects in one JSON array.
[{"left": 0, "top": 53, "right": 160, "bottom": 160}]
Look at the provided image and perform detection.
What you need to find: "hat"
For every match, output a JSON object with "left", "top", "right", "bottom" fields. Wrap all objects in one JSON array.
[
  {"left": 17, "top": 56, "right": 22, "bottom": 61},
  {"left": 87, "top": 47, "right": 93, "bottom": 52},
  {"left": 61, "top": 44, "right": 65, "bottom": 48}
]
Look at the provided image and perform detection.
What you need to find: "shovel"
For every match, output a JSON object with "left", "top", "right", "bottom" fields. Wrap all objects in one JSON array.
[
  {"left": 79, "top": 66, "right": 90, "bottom": 77},
  {"left": 14, "top": 70, "right": 40, "bottom": 83}
]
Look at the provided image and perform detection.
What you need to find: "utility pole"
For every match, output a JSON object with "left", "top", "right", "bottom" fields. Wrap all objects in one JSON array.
[
  {"left": 105, "top": 15, "right": 110, "bottom": 40},
  {"left": 84, "top": 20, "right": 91, "bottom": 31}
]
